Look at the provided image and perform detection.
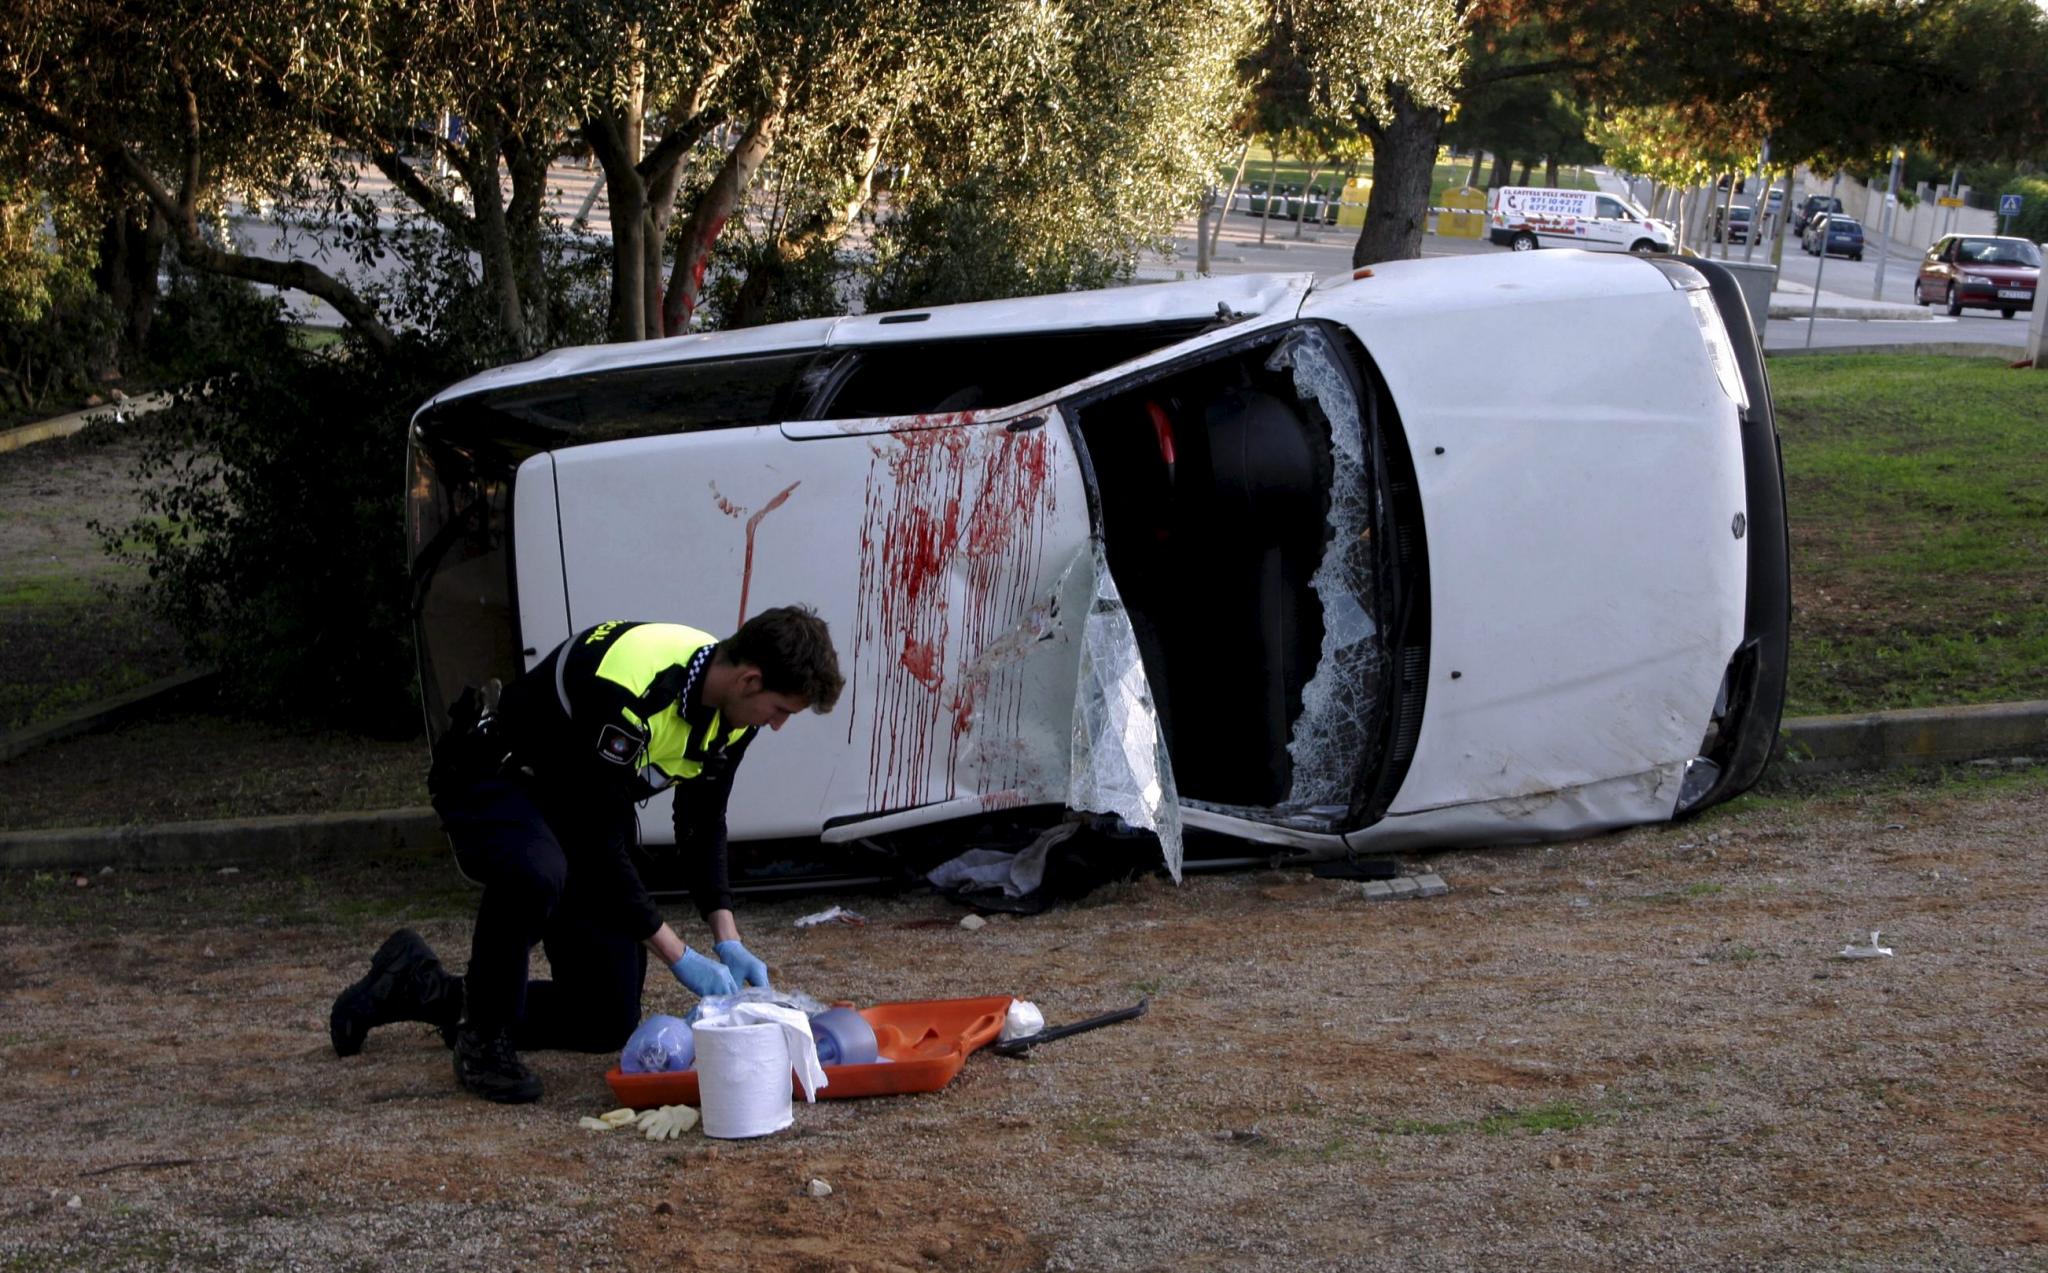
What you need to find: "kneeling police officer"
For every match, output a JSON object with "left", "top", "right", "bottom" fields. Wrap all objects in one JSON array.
[{"left": 330, "top": 606, "right": 843, "bottom": 1103}]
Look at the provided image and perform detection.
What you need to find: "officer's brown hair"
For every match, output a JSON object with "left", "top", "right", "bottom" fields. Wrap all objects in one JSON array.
[{"left": 723, "top": 605, "right": 844, "bottom": 712}]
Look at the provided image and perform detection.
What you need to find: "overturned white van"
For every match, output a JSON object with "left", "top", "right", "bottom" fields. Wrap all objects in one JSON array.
[
  {"left": 407, "top": 251, "right": 1786, "bottom": 885},
  {"left": 1488, "top": 186, "right": 1675, "bottom": 254}
]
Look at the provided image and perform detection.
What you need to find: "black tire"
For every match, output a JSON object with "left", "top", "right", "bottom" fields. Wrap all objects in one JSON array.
[
  {"left": 1946, "top": 285, "right": 1962, "bottom": 317},
  {"left": 1510, "top": 232, "right": 1537, "bottom": 252},
  {"left": 1629, "top": 239, "right": 1657, "bottom": 255},
  {"left": 1851, "top": 252, "right": 1862, "bottom": 262},
  {"left": 2001, "top": 308, "right": 2016, "bottom": 319}
]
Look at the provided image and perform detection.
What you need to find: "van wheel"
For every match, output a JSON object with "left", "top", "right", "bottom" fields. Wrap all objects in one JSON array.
[
  {"left": 2001, "top": 308, "right": 2016, "bottom": 319},
  {"left": 1510, "top": 233, "right": 1537, "bottom": 252},
  {"left": 1629, "top": 239, "right": 1657, "bottom": 255},
  {"left": 1946, "top": 285, "right": 1962, "bottom": 317}
]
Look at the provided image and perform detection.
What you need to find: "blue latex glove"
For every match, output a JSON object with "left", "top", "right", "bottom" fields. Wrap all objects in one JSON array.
[
  {"left": 715, "top": 939, "right": 771, "bottom": 990},
  {"left": 670, "top": 946, "right": 738, "bottom": 997}
]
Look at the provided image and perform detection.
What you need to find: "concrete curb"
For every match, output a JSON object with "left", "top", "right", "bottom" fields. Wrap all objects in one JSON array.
[
  {"left": 1767, "top": 302, "right": 1933, "bottom": 322},
  {"left": 0, "top": 809, "right": 444, "bottom": 872},
  {"left": 1767, "top": 342, "right": 2027, "bottom": 360},
  {"left": 1779, "top": 699, "right": 2048, "bottom": 773},
  {"left": 4, "top": 701, "right": 2044, "bottom": 872}
]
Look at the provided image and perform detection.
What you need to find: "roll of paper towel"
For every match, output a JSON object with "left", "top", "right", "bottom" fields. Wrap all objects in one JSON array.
[{"left": 692, "top": 1003, "right": 828, "bottom": 1139}]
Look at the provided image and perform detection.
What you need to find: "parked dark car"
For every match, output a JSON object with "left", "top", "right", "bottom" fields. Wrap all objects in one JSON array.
[
  {"left": 1913, "top": 234, "right": 2041, "bottom": 318},
  {"left": 1790, "top": 194, "right": 1842, "bottom": 236},
  {"left": 1802, "top": 214, "right": 1864, "bottom": 261},
  {"left": 1713, "top": 204, "right": 1754, "bottom": 245}
]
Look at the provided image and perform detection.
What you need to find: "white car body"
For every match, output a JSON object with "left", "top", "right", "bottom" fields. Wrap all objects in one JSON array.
[{"left": 408, "top": 251, "right": 1787, "bottom": 878}]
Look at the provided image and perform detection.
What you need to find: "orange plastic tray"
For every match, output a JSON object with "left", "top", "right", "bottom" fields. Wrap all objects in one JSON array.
[{"left": 604, "top": 994, "right": 1012, "bottom": 1108}]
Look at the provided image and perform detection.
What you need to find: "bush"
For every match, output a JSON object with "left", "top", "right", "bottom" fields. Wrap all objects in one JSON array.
[
  {"left": 864, "top": 178, "right": 1134, "bottom": 313},
  {"left": 0, "top": 193, "right": 117, "bottom": 419},
  {"left": 99, "top": 278, "right": 451, "bottom": 734},
  {"left": 1997, "top": 175, "right": 2048, "bottom": 242}
]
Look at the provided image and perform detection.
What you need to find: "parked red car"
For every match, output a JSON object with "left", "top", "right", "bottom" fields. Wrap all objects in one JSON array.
[{"left": 1914, "top": 235, "right": 2041, "bottom": 318}]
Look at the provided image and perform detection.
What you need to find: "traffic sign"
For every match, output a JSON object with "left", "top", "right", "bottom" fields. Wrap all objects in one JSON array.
[
  {"left": 1936, "top": 196, "right": 1964, "bottom": 208},
  {"left": 2000, "top": 193, "right": 2023, "bottom": 217}
]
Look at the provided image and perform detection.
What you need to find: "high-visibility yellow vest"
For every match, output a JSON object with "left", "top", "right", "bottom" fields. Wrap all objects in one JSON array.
[{"left": 571, "top": 621, "right": 751, "bottom": 786}]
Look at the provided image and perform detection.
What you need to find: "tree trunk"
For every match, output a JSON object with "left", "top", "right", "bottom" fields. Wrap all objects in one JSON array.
[
  {"left": 1544, "top": 155, "right": 1559, "bottom": 187},
  {"left": 1768, "top": 168, "right": 1794, "bottom": 270},
  {"left": 1466, "top": 149, "right": 1485, "bottom": 187},
  {"left": 1515, "top": 159, "right": 1532, "bottom": 184},
  {"left": 663, "top": 84, "right": 786, "bottom": 338},
  {"left": 1717, "top": 176, "right": 1738, "bottom": 258},
  {"left": 1293, "top": 159, "right": 1325, "bottom": 239},
  {"left": 1208, "top": 140, "right": 1250, "bottom": 259},
  {"left": 503, "top": 132, "right": 552, "bottom": 353},
  {"left": 454, "top": 122, "right": 530, "bottom": 356},
  {"left": 93, "top": 197, "right": 168, "bottom": 366},
  {"left": 587, "top": 107, "right": 650, "bottom": 343},
  {"left": 1488, "top": 152, "right": 1510, "bottom": 189},
  {"left": 1257, "top": 148, "right": 1279, "bottom": 245},
  {"left": 1351, "top": 89, "right": 1445, "bottom": 268}
]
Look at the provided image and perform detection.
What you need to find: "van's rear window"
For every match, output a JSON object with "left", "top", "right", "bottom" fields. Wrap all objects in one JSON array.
[{"left": 420, "top": 350, "right": 825, "bottom": 457}]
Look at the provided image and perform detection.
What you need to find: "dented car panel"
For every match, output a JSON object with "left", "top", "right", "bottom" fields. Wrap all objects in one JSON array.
[{"left": 407, "top": 252, "right": 1788, "bottom": 873}]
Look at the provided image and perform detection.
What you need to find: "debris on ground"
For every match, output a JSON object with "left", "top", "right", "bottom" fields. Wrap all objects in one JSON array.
[
  {"left": 999, "top": 1000, "right": 1045, "bottom": 1043},
  {"left": 959, "top": 914, "right": 987, "bottom": 931},
  {"left": 793, "top": 905, "right": 866, "bottom": 928},
  {"left": 1361, "top": 872, "right": 1449, "bottom": 901},
  {"left": 579, "top": 1108, "right": 640, "bottom": 1132},
  {"left": 1838, "top": 931, "right": 1895, "bottom": 959}
]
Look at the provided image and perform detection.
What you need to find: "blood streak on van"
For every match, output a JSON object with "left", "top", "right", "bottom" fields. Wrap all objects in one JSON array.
[{"left": 1487, "top": 186, "right": 1675, "bottom": 256}]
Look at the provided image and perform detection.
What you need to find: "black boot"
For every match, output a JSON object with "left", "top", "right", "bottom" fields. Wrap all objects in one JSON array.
[
  {"left": 452, "top": 1025, "right": 543, "bottom": 1103},
  {"left": 329, "top": 929, "right": 465, "bottom": 1057}
]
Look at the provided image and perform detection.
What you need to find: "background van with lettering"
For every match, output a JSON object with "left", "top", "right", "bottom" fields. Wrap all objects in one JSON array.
[{"left": 1487, "top": 187, "right": 1674, "bottom": 255}]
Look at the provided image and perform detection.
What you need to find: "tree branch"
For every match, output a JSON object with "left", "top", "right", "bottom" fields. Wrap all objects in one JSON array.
[
  {"left": 1460, "top": 55, "right": 1598, "bottom": 90},
  {"left": 363, "top": 146, "right": 473, "bottom": 236}
]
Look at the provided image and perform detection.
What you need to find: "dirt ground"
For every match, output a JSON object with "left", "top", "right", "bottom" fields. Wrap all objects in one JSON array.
[{"left": 2, "top": 767, "right": 2043, "bottom": 1271}]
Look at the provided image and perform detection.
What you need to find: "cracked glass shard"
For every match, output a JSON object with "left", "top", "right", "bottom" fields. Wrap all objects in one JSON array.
[
  {"left": 1273, "top": 326, "right": 1383, "bottom": 813},
  {"left": 1068, "top": 539, "right": 1185, "bottom": 882},
  {"left": 1181, "top": 326, "right": 1386, "bottom": 832}
]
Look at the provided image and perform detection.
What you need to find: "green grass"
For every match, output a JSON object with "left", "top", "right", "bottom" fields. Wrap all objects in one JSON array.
[
  {"left": 1770, "top": 354, "right": 2048, "bottom": 715},
  {"left": 1379, "top": 1100, "right": 1595, "bottom": 1137},
  {"left": 0, "top": 574, "right": 103, "bottom": 607}
]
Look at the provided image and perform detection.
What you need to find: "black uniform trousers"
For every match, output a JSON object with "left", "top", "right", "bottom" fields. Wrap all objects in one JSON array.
[{"left": 435, "top": 776, "right": 650, "bottom": 1053}]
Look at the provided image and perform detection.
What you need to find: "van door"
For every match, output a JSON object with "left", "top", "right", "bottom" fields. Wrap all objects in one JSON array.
[
  {"left": 1593, "top": 194, "right": 1635, "bottom": 250},
  {"left": 546, "top": 407, "right": 1097, "bottom": 843}
]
